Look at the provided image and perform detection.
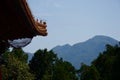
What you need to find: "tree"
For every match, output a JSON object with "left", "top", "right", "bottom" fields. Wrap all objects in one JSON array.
[
  {"left": 10, "top": 48, "right": 28, "bottom": 63},
  {"left": 2, "top": 48, "right": 34, "bottom": 80},
  {"left": 92, "top": 44, "right": 120, "bottom": 80},
  {"left": 53, "top": 58, "right": 78, "bottom": 80},
  {"left": 29, "top": 49, "right": 57, "bottom": 80},
  {"left": 29, "top": 49, "right": 78, "bottom": 80},
  {"left": 79, "top": 44, "right": 120, "bottom": 80},
  {"left": 79, "top": 63, "right": 100, "bottom": 80}
]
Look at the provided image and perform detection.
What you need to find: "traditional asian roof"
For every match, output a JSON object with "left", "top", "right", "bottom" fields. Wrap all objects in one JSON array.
[{"left": 0, "top": 0, "right": 47, "bottom": 40}]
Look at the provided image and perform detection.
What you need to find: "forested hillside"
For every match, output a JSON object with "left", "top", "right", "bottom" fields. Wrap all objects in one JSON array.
[
  {"left": 1, "top": 48, "right": 78, "bottom": 80},
  {"left": 78, "top": 44, "right": 120, "bottom": 80},
  {"left": 1, "top": 43, "right": 120, "bottom": 80},
  {"left": 52, "top": 35, "right": 119, "bottom": 68}
]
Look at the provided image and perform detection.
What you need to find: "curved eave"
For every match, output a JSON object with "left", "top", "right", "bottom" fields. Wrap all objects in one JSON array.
[
  {"left": 20, "top": 0, "right": 41, "bottom": 35},
  {"left": 0, "top": 0, "right": 47, "bottom": 40}
]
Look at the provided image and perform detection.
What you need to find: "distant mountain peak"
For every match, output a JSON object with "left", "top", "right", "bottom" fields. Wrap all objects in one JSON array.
[
  {"left": 63, "top": 44, "right": 71, "bottom": 47},
  {"left": 92, "top": 35, "right": 117, "bottom": 41},
  {"left": 52, "top": 44, "right": 71, "bottom": 50},
  {"left": 87, "top": 35, "right": 118, "bottom": 45},
  {"left": 52, "top": 35, "right": 119, "bottom": 69}
]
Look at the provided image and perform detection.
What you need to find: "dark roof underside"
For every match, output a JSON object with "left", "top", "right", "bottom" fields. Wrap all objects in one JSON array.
[{"left": 0, "top": 0, "right": 38, "bottom": 40}]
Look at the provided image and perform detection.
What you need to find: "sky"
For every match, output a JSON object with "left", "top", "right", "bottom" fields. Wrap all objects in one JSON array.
[{"left": 23, "top": 0, "right": 120, "bottom": 53}]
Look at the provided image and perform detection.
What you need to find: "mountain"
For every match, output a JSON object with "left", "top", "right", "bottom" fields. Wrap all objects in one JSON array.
[{"left": 52, "top": 35, "right": 119, "bottom": 69}]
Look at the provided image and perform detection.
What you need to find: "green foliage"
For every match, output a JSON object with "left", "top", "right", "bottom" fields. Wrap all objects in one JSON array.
[
  {"left": 29, "top": 49, "right": 57, "bottom": 80},
  {"left": 2, "top": 43, "right": 120, "bottom": 80},
  {"left": 79, "top": 44, "right": 120, "bottom": 80},
  {"left": 53, "top": 58, "right": 78, "bottom": 80},
  {"left": 79, "top": 63, "right": 100, "bottom": 80},
  {"left": 2, "top": 48, "right": 34, "bottom": 80},
  {"left": 29, "top": 49, "right": 78, "bottom": 80},
  {"left": 92, "top": 44, "right": 120, "bottom": 80},
  {"left": 11, "top": 48, "right": 28, "bottom": 63},
  {"left": 2, "top": 48, "right": 78, "bottom": 80}
]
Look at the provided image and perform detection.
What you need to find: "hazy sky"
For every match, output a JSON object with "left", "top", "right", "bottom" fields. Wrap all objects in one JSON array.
[{"left": 23, "top": 0, "right": 120, "bottom": 53}]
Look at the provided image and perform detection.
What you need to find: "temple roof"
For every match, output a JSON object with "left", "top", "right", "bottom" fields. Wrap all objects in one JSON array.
[{"left": 0, "top": 0, "right": 47, "bottom": 40}]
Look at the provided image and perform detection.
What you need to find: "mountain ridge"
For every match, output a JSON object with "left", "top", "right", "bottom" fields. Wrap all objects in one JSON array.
[{"left": 52, "top": 35, "right": 119, "bottom": 69}]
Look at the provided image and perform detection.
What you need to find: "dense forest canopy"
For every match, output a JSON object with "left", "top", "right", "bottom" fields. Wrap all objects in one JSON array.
[
  {"left": 1, "top": 48, "right": 77, "bottom": 80},
  {"left": 79, "top": 44, "right": 120, "bottom": 80},
  {"left": 1, "top": 43, "right": 120, "bottom": 80}
]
